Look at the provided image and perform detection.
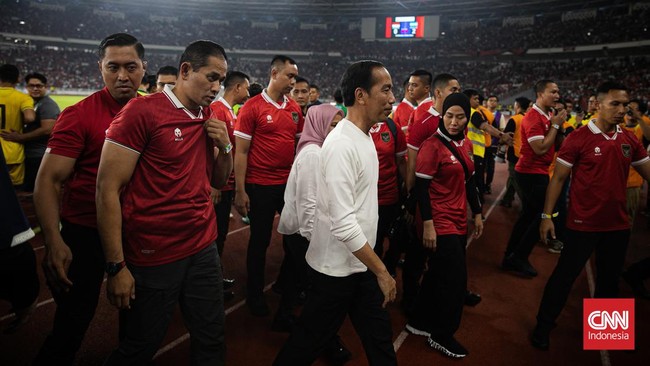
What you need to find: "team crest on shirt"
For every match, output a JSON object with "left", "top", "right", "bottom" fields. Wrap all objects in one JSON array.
[
  {"left": 594, "top": 146, "right": 602, "bottom": 156},
  {"left": 291, "top": 112, "right": 299, "bottom": 124},
  {"left": 381, "top": 132, "right": 391, "bottom": 143},
  {"left": 266, "top": 115, "right": 273, "bottom": 123},
  {"left": 450, "top": 154, "right": 458, "bottom": 164},
  {"left": 621, "top": 144, "right": 631, "bottom": 158},
  {"left": 174, "top": 128, "right": 183, "bottom": 142}
]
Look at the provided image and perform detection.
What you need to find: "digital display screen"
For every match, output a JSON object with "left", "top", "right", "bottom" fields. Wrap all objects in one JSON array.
[{"left": 385, "top": 16, "right": 425, "bottom": 38}]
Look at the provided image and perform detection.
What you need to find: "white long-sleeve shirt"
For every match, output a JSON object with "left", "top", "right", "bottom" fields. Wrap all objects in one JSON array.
[
  {"left": 277, "top": 144, "right": 320, "bottom": 241},
  {"left": 306, "top": 119, "right": 379, "bottom": 277}
]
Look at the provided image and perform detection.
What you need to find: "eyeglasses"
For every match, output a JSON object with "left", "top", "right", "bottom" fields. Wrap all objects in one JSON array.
[{"left": 27, "top": 84, "right": 45, "bottom": 89}]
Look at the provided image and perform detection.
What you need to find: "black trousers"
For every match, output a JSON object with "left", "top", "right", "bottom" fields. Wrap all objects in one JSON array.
[
  {"left": 106, "top": 243, "right": 224, "bottom": 366},
  {"left": 536, "top": 229, "right": 630, "bottom": 332},
  {"left": 246, "top": 183, "right": 286, "bottom": 299},
  {"left": 502, "top": 160, "right": 520, "bottom": 204},
  {"left": 374, "top": 203, "right": 402, "bottom": 274},
  {"left": 274, "top": 270, "right": 397, "bottom": 366},
  {"left": 484, "top": 146, "right": 497, "bottom": 187},
  {"left": 34, "top": 221, "right": 105, "bottom": 366},
  {"left": 402, "top": 225, "right": 426, "bottom": 311},
  {"left": 626, "top": 257, "right": 650, "bottom": 281},
  {"left": 505, "top": 172, "right": 549, "bottom": 260},
  {"left": 276, "top": 233, "right": 310, "bottom": 317},
  {"left": 214, "top": 190, "right": 234, "bottom": 258},
  {"left": 23, "top": 155, "right": 43, "bottom": 192},
  {"left": 0, "top": 243, "right": 39, "bottom": 310},
  {"left": 408, "top": 234, "right": 467, "bottom": 337}
]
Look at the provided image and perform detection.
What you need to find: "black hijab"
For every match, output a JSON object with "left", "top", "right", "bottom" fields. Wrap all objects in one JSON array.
[{"left": 439, "top": 93, "right": 471, "bottom": 141}]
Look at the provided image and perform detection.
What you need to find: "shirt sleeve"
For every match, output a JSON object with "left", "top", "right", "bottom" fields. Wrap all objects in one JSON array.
[
  {"left": 395, "top": 125, "right": 407, "bottom": 157},
  {"left": 20, "top": 94, "right": 34, "bottom": 111},
  {"left": 209, "top": 103, "right": 228, "bottom": 122},
  {"left": 46, "top": 105, "right": 85, "bottom": 159},
  {"left": 322, "top": 140, "right": 368, "bottom": 252},
  {"left": 556, "top": 131, "right": 579, "bottom": 168},
  {"left": 415, "top": 138, "right": 439, "bottom": 179},
  {"left": 296, "top": 107, "right": 305, "bottom": 138},
  {"left": 630, "top": 132, "right": 650, "bottom": 166},
  {"left": 470, "top": 111, "right": 484, "bottom": 129},
  {"left": 105, "top": 98, "right": 149, "bottom": 154},
  {"left": 40, "top": 98, "right": 61, "bottom": 120},
  {"left": 525, "top": 115, "right": 546, "bottom": 143},
  {"left": 295, "top": 149, "right": 320, "bottom": 241},
  {"left": 407, "top": 112, "right": 432, "bottom": 151},
  {"left": 233, "top": 102, "right": 255, "bottom": 140},
  {"left": 504, "top": 118, "right": 516, "bottom": 134}
]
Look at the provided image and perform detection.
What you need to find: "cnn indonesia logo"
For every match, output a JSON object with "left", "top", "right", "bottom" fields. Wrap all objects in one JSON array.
[{"left": 583, "top": 299, "right": 635, "bottom": 350}]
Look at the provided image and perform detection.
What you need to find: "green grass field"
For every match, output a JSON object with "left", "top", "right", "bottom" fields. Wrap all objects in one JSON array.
[{"left": 50, "top": 95, "right": 87, "bottom": 110}]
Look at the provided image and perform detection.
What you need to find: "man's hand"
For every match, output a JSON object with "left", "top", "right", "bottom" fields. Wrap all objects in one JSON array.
[
  {"left": 210, "top": 187, "right": 221, "bottom": 205},
  {"left": 472, "top": 214, "right": 484, "bottom": 239},
  {"left": 42, "top": 239, "right": 74, "bottom": 293},
  {"left": 539, "top": 218, "right": 556, "bottom": 244},
  {"left": 107, "top": 268, "right": 135, "bottom": 310},
  {"left": 376, "top": 271, "right": 397, "bottom": 308},
  {"left": 422, "top": 221, "right": 437, "bottom": 251},
  {"left": 234, "top": 190, "right": 250, "bottom": 217},
  {"left": 499, "top": 131, "right": 514, "bottom": 146},
  {"left": 551, "top": 109, "right": 568, "bottom": 126},
  {"left": 204, "top": 118, "right": 230, "bottom": 150},
  {"left": 0, "top": 130, "right": 23, "bottom": 143}
]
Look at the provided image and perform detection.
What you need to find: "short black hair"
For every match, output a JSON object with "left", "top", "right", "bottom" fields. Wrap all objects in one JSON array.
[
  {"left": 596, "top": 81, "right": 627, "bottom": 99},
  {"left": 556, "top": 98, "right": 567, "bottom": 108},
  {"left": 333, "top": 88, "right": 344, "bottom": 104},
  {"left": 156, "top": 65, "right": 178, "bottom": 77},
  {"left": 25, "top": 72, "right": 47, "bottom": 85},
  {"left": 0, "top": 64, "right": 20, "bottom": 84},
  {"left": 340, "top": 60, "right": 386, "bottom": 107},
  {"left": 487, "top": 95, "right": 498, "bottom": 101},
  {"left": 98, "top": 33, "right": 144, "bottom": 60},
  {"left": 179, "top": 40, "right": 227, "bottom": 72},
  {"left": 515, "top": 97, "right": 531, "bottom": 111},
  {"left": 410, "top": 69, "right": 433, "bottom": 87},
  {"left": 309, "top": 84, "right": 320, "bottom": 91},
  {"left": 271, "top": 55, "right": 297, "bottom": 71},
  {"left": 249, "top": 82, "right": 264, "bottom": 98},
  {"left": 432, "top": 73, "right": 458, "bottom": 91},
  {"left": 462, "top": 88, "right": 480, "bottom": 98},
  {"left": 534, "top": 79, "right": 555, "bottom": 96},
  {"left": 294, "top": 76, "right": 310, "bottom": 86},
  {"left": 630, "top": 99, "right": 648, "bottom": 114},
  {"left": 223, "top": 71, "right": 250, "bottom": 89},
  {"left": 141, "top": 75, "right": 150, "bottom": 85}
]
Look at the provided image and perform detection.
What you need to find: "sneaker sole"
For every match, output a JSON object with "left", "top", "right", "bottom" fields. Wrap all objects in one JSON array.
[
  {"left": 406, "top": 324, "right": 431, "bottom": 337},
  {"left": 427, "top": 338, "right": 467, "bottom": 358}
]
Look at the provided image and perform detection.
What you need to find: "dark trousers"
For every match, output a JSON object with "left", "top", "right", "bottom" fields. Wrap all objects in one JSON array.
[
  {"left": 214, "top": 190, "right": 234, "bottom": 258},
  {"left": 34, "top": 221, "right": 105, "bottom": 366},
  {"left": 502, "top": 160, "right": 520, "bottom": 204},
  {"left": 505, "top": 172, "right": 549, "bottom": 260},
  {"left": 473, "top": 155, "right": 486, "bottom": 196},
  {"left": 626, "top": 257, "right": 650, "bottom": 281},
  {"left": 277, "top": 233, "right": 310, "bottom": 317},
  {"left": 106, "top": 243, "right": 225, "bottom": 366},
  {"left": 536, "top": 229, "right": 630, "bottom": 331},
  {"left": 484, "top": 146, "right": 497, "bottom": 187},
  {"left": 0, "top": 243, "right": 39, "bottom": 310},
  {"left": 374, "top": 203, "right": 402, "bottom": 274},
  {"left": 402, "top": 226, "right": 426, "bottom": 311},
  {"left": 274, "top": 270, "right": 397, "bottom": 366},
  {"left": 409, "top": 235, "right": 467, "bottom": 337},
  {"left": 23, "top": 155, "right": 43, "bottom": 192},
  {"left": 246, "top": 183, "right": 285, "bottom": 299}
]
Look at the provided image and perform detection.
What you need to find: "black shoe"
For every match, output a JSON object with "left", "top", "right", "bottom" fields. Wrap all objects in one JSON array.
[
  {"left": 464, "top": 290, "right": 482, "bottom": 306},
  {"left": 622, "top": 271, "right": 650, "bottom": 299},
  {"left": 531, "top": 326, "right": 550, "bottom": 350},
  {"left": 271, "top": 313, "right": 296, "bottom": 333},
  {"left": 246, "top": 296, "right": 270, "bottom": 317},
  {"left": 427, "top": 335, "right": 468, "bottom": 358},
  {"left": 223, "top": 278, "right": 235, "bottom": 290},
  {"left": 322, "top": 336, "right": 352, "bottom": 365},
  {"left": 223, "top": 290, "right": 235, "bottom": 302},
  {"left": 502, "top": 254, "right": 538, "bottom": 278}
]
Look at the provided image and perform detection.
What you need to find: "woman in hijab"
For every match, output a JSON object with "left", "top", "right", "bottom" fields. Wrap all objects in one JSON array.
[
  {"left": 409, "top": 93, "right": 483, "bottom": 358},
  {"left": 275, "top": 104, "right": 350, "bottom": 362}
]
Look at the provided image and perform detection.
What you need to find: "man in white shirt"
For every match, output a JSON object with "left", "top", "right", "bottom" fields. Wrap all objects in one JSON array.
[{"left": 274, "top": 60, "right": 398, "bottom": 365}]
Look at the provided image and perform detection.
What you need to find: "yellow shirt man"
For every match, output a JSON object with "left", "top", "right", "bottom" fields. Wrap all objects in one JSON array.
[{"left": 0, "top": 87, "right": 34, "bottom": 185}]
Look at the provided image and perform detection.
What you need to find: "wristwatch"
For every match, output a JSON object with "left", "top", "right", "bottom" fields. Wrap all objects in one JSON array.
[
  {"left": 105, "top": 261, "right": 126, "bottom": 277},
  {"left": 221, "top": 142, "right": 233, "bottom": 155},
  {"left": 541, "top": 213, "right": 557, "bottom": 219},
  {"left": 551, "top": 124, "right": 560, "bottom": 130}
]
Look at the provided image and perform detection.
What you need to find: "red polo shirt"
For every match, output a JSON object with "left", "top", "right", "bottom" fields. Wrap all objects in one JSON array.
[
  {"left": 370, "top": 122, "right": 407, "bottom": 205},
  {"left": 516, "top": 104, "right": 556, "bottom": 175},
  {"left": 393, "top": 99, "right": 415, "bottom": 131},
  {"left": 210, "top": 97, "right": 236, "bottom": 191},
  {"left": 407, "top": 103, "right": 439, "bottom": 151}
]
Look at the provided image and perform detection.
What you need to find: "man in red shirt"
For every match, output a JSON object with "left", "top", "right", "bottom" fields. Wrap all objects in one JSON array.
[
  {"left": 32, "top": 33, "right": 146, "bottom": 365},
  {"left": 392, "top": 77, "right": 417, "bottom": 131},
  {"left": 210, "top": 70, "right": 250, "bottom": 301},
  {"left": 502, "top": 80, "right": 566, "bottom": 278},
  {"left": 234, "top": 55, "right": 304, "bottom": 316},
  {"left": 532, "top": 81, "right": 650, "bottom": 350},
  {"left": 97, "top": 40, "right": 232, "bottom": 364}
]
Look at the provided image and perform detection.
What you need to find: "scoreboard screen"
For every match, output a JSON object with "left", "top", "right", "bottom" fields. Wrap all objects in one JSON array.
[{"left": 385, "top": 16, "right": 424, "bottom": 39}]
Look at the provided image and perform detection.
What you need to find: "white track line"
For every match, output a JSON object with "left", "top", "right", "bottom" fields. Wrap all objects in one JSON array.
[
  {"left": 393, "top": 185, "right": 506, "bottom": 351},
  {"left": 585, "top": 260, "right": 612, "bottom": 366}
]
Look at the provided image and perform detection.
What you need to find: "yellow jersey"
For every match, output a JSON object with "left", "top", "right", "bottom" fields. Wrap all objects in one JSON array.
[{"left": 0, "top": 87, "right": 34, "bottom": 164}]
